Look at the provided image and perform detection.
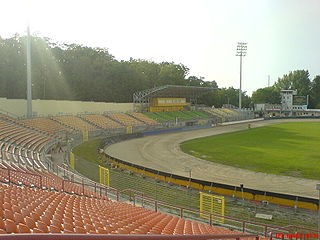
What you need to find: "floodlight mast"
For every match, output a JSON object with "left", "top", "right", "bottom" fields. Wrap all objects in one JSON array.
[
  {"left": 236, "top": 42, "right": 247, "bottom": 110},
  {"left": 26, "top": 24, "right": 32, "bottom": 118}
]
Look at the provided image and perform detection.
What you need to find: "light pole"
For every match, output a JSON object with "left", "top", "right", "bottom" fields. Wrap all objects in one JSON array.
[
  {"left": 26, "top": 24, "right": 32, "bottom": 118},
  {"left": 236, "top": 42, "right": 247, "bottom": 110}
]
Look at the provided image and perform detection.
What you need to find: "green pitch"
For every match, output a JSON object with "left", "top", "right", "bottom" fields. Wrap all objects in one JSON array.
[{"left": 181, "top": 122, "right": 320, "bottom": 180}]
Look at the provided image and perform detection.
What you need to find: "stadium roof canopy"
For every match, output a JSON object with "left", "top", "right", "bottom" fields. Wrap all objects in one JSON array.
[{"left": 133, "top": 85, "right": 217, "bottom": 103}]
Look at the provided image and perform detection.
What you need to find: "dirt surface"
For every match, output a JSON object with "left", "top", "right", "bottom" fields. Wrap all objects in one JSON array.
[{"left": 105, "top": 119, "right": 320, "bottom": 199}]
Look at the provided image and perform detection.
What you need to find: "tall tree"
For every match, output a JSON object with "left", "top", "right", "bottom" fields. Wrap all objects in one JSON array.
[
  {"left": 310, "top": 75, "right": 320, "bottom": 108},
  {"left": 274, "top": 70, "right": 311, "bottom": 96},
  {"left": 251, "top": 87, "right": 281, "bottom": 104}
]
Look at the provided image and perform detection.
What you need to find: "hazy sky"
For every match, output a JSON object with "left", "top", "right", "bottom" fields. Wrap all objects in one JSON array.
[{"left": 1, "top": 0, "right": 319, "bottom": 95}]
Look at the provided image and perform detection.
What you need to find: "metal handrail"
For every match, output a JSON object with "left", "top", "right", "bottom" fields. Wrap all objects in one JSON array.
[
  {"left": 130, "top": 190, "right": 291, "bottom": 236},
  {"left": 0, "top": 165, "right": 317, "bottom": 237}
]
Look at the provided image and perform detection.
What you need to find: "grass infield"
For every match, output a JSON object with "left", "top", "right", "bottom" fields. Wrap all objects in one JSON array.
[{"left": 181, "top": 122, "right": 320, "bottom": 180}]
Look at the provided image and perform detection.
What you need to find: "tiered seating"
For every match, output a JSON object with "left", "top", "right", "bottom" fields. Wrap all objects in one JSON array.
[
  {"left": 142, "top": 112, "right": 166, "bottom": 122},
  {"left": 80, "top": 115, "right": 122, "bottom": 129},
  {"left": 106, "top": 113, "right": 144, "bottom": 126},
  {"left": 154, "top": 112, "right": 176, "bottom": 121},
  {"left": 220, "top": 108, "right": 240, "bottom": 116},
  {"left": 129, "top": 113, "right": 158, "bottom": 125},
  {"left": 142, "top": 111, "right": 209, "bottom": 122},
  {"left": 203, "top": 108, "right": 227, "bottom": 118},
  {"left": 52, "top": 116, "right": 98, "bottom": 131},
  {"left": 0, "top": 119, "right": 54, "bottom": 169},
  {"left": 0, "top": 183, "right": 240, "bottom": 235},
  {"left": 191, "top": 110, "right": 210, "bottom": 118},
  {"left": 0, "top": 114, "right": 16, "bottom": 122},
  {"left": 166, "top": 111, "right": 192, "bottom": 120},
  {"left": 20, "top": 118, "right": 72, "bottom": 135},
  {"left": 0, "top": 160, "right": 102, "bottom": 198}
]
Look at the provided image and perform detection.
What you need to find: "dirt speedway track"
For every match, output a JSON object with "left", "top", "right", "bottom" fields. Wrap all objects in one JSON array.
[{"left": 105, "top": 119, "right": 320, "bottom": 199}]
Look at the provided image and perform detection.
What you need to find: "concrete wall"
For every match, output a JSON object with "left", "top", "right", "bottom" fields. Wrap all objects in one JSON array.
[{"left": 0, "top": 98, "right": 133, "bottom": 118}]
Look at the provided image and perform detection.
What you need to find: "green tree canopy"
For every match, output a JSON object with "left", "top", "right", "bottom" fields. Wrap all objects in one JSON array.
[
  {"left": 251, "top": 87, "right": 280, "bottom": 104},
  {"left": 274, "top": 70, "right": 311, "bottom": 96}
]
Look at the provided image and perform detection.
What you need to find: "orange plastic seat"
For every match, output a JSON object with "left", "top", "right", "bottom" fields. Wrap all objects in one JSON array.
[
  {"left": 25, "top": 216, "right": 36, "bottom": 229},
  {"left": 18, "top": 223, "right": 31, "bottom": 233},
  {"left": 36, "top": 221, "right": 49, "bottom": 233},
  {"left": 75, "top": 226, "right": 87, "bottom": 234},
  {"left": 97, "top": 228, "right": 109, "bottom": 234},
  {"left": 14, "top": 212, "right": 26, "bottom": 224},
  {"left": 49, "top": 225, "right": 61, "bottom": 233},
  {"left": 4, "top": 209, "right": 14, "bottom": 220},
  {"left": 63, "top": 223, "right": 74, "bottom": 232},
  {"left": 0, "top": 218, "right": 5, "bottom": 230},
  {"left": 5, "top": 219, "right": 18, "bottom": 233},
  {"left": 32, "top": 228, "right": 44, "bottom": 233}
]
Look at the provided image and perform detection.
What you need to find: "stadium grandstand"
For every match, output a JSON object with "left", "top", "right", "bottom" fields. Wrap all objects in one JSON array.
[
  {"left": 133, "top": 85, "right": 217, "bottom": 112},
  {"left": 80, "top": 114, "right": 123, "bottom": 130},
  {"left": 0, "top": 108, "right": 277, "bottom": 239},
  {"left": 0, "top": 86, "right": 315, "bottom": 238},
  {"left": 52, "top": 116, "right": 98, "bottom": 132}
]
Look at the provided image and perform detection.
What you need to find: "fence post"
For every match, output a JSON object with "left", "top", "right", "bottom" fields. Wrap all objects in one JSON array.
[
  {"left": 94, "top": 182, "right": 96, "bottom": 193},
  {"left": 62, "top": 180, "right": 64, "bottom": 192},
  {"left": 180, "top": 208, "right": 183, "bottom": 218},
  {"left": 40, "top": 175, "right": 42, "bottom": 189},
  {"left": 210, "top": 214, "right": 212, "bottom": 226},
  {"left": 242, "top": 222, "right": 246, "bottom": 233},
  {"left": 116, "top": 191, "right": 119, "bottom": 201},
  {"left": 155, "top": 201, "right": 158, "bottom": 212}
]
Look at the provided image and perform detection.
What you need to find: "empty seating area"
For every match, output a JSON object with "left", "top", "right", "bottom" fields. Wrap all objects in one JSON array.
[
  {"left": 0, "top": 114, "right": 16, "bottom": 122},
  {"left": 0, "top": 113, "right": 262, "bottom": 238},
  {"left": 190, "top": 110, "right": 210, "bottom": 118},
  {"left": 107, "top": 113, "right": 144, "bottom": 127},
  {"left": 20, "top": 118, "right": 72, "bottom": 135},
  {"left": 129, "top": 113, "right": 158, "bottom": 125},
  {"left": 80, "top": 115, "right": 122, "bottom": 129},
  {"left": 153, "top": 112, "right": 176, "bottom": 121},
  {"left": 52, "top": 116, "right": 98, "bottom": 132},
  {"left": 0, "top": 182, "right": 240, "bottom": 235},
  {"left": 0, "top": 119, "right": 55, "bottom": 169},
  {"left": 0, "top": 160, "right": 103, "bottom": 198},
  {"left": 203, "top": 108, "right": 228, "bottom": 118},
  {"left": 142, "top": 111, "right": 209, "bottom": 122},
  {"left": 142, "top": 112, "right": 167, "bottom": 122}
]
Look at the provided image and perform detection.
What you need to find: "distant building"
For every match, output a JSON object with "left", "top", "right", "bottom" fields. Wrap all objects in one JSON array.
[
  {"left": 280, "top": 89, "right": 307, "bottom": 111},
  {"left": 254, "top": 90, "right": 319, "bottom": 117}
]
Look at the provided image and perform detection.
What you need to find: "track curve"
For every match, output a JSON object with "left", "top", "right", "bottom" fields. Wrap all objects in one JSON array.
[{"left": 105, "top": 119, "right": 320, "bottom": 198}]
